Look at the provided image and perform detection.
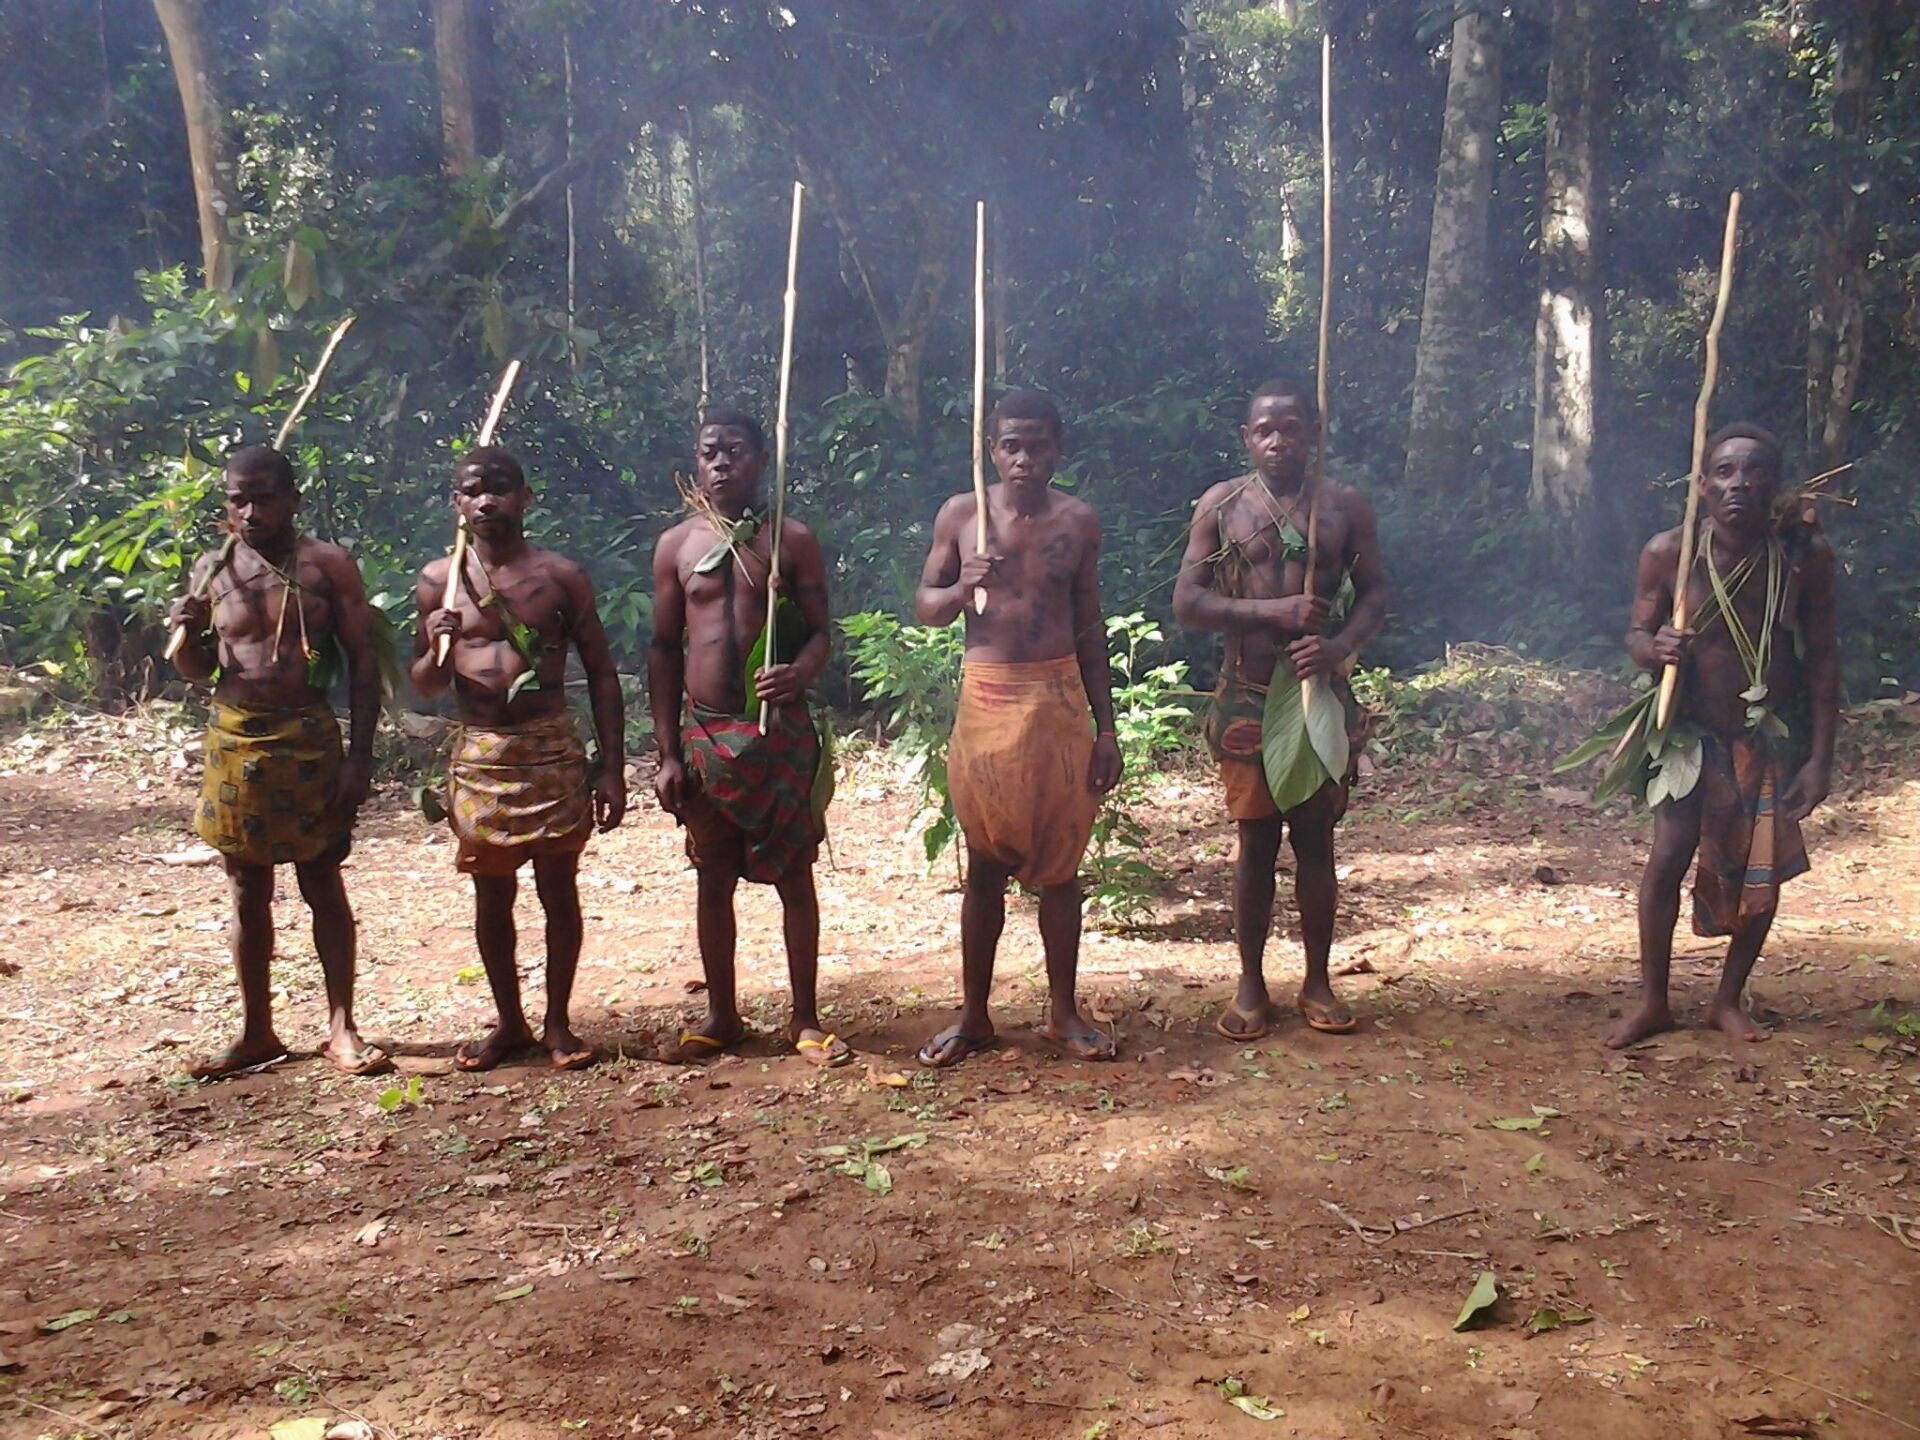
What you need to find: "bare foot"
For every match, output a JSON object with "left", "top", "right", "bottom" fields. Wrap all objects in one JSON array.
[
  {"left": 542, "top": 1022, "right": 597, "bottom": 1071},
  {"left": 190, "top": 1036, "right": 290, "bottom": 1081},
  {"left": 456, "top": 1021, "right": 536, "bottom": 1072},
  {"left": 1707, "top": 1003, "right": 1770, "bottom": 1043},
  {"left": 1604, "top": 1003, "right": 1675, "bottom": 1050},
  {"left": 1045, "top": 1011, "right": 1117, "bottom": 1062}
]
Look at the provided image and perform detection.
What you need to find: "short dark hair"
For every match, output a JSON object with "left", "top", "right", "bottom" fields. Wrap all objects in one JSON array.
[
  {"left": 1704, "top": 422, "right": 1782, "bottom": 477},
  {"left": 989, "top": 388, "right": 1063, "bottom": 440},
  {"left": 1247, "top": 375, "right": 1319, "bottom": 424},
  {"left": 698, "top": 406, "right": 767, "bottom": 454},
  {"left": 457, "top": 444, "right": 526, "bottom": 488},
  {"left": 225, "top": 443, "right": 296, "bottom": 492}
]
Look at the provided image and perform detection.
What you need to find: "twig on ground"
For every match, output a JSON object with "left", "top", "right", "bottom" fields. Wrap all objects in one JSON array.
[{"left": 1745, "top": 1363, "right": 1920, "bottom": 1436}]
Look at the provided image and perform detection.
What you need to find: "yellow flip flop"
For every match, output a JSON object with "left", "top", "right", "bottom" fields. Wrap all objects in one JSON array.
[{"left": 795, "top": 1032, "right": 853, "bottom": 1068}]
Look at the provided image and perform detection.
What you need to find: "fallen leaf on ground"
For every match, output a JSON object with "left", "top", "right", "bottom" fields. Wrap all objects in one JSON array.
[
  {"left": 1452, "top": 1272, "right": 1500, "bottom": 1331},
  {"left": 866, "top": 1063, "right": 911, "bottom": 1088},
  {"left": 37, "top": 1308, "right": 98, "bottom": 1335},
  {"left": 326, "top": 1423, "right": 375, "bottom": 1440},
  {"left": 1739, "top": 1417, "right": 1815, "bottom": 1438},
  {"left": 353, "top": 1218, "right": 389, "bottom": 1246},
  {"left": 268, "top": 1421, "right": 329, "bottom": 1440},
  {"left": 1525, "top": 1306, "right": 1592, "bottom": 1334},
  {"left": 1218, "top": 1377, "right": 1282, "bottom": 1420},
  {"left": 1490, "top": 1116, "right": 1546, "bottom": 1131},
  {"left": 493, "top": 1284, "right": 533, "bottom": 1303},
  {"left": 926, "top": 1349, "right": 989, "bottom": 1380}
]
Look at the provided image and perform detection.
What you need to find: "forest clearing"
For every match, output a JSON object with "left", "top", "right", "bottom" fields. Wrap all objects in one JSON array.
[{"left": 0, "top": 697, "right": 1915, "bottom": 1440}]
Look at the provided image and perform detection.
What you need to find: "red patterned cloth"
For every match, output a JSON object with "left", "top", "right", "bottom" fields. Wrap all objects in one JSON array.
[{"left": 681, "top": 701, "right": 821, "bottom": 884}]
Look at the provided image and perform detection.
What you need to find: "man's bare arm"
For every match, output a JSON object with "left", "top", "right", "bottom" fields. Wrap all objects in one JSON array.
[
  {"left": 1071, "top": 509, "right": 1117, "bottom": 735},
  {"left": 647, "top": 531, "right": 689, "bottom": 763},
  {"left": 326, "top": 547, "right": 380, "bottom": 767},
  {"left": 564, "top": 563, "right": 626, "bottom": 774},
  {"left": 408, "top": 560, "right": 453, "bottom": 697},
  {"left": 915, "top": 497, "right": 971, "bottom": 628},
  {"left": 1625, "top": 535, "right": 1679, "bottom": 672},
  {"left": 168, "top": 551, "right": 221, "bottom": 682}
]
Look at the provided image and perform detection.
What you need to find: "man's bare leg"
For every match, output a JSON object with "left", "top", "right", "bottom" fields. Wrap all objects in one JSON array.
[
  {"left": 532, "top": 853, "right": 593, "bottom": 1068},
  {"left": 295, "top": 856, "right": 388, "bottom": 1074},
  {"left": 665, "top": 863, "right": 744, "bottom": 1058},
  {"left": 918, "top": 848, "right": 1009, "bottom": 1067},
  {"left": 194, "top": 859, "right": 287, "bottom": 1079},
  {"left": 1707, "top": 905, "right": 1775, "bottom": 1042},
  {"left": 1224, "top": 815, "right": 1284, "bottom": 1037},
  {"left": 1609, "top": 788, "right": 1704, "bottom": 1049},
  {"left": 458, "top": 871, "right": 534, "bottom": 1070},
  {"left": 1288, "top": 790, "right": 1352, "bottom": 1032},
  {"left": 775, "top": 865, "right": 847, "bottom": 1065},
  {"left": 1039, "top": 879, "right": 1114, "bottom": 1060}
]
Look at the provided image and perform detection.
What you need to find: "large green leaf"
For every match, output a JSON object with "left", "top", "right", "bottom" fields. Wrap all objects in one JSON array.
[
  {"left": 1554, "top": 690, "right": 1654, "bottom": 773},
  {"left": 811, "top": 709, "right": 836, "bottom": 829},
  {"left": 1262, "top": 652, "right": 1332, "bottom": 812},
  {"left": 1301, "top": 674, "right": 1349, "bottom": 784}
]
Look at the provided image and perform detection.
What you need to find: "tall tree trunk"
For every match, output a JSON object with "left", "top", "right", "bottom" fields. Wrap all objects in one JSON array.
[
  {"left": 1529, "top": 0, "right": 1612, "bottom": 570},
  {"left": 1404, "top": 6, "right": 1502, "bottom": 491},
  {"left": 1806, "top": 1, "right": 1882, "bottom": 469},
  {"left": 429, "top": 0, "right": 499, "bottom": 176},
  {"left": 151, "top": 0, "right": 235, "bottom": 291}
]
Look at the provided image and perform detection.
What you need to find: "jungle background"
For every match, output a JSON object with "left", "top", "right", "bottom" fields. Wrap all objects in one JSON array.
[{"left": 2, "top": 0, "right": 1917, "bottom": 715}]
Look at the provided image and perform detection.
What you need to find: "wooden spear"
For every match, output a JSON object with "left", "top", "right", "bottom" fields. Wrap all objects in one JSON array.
[
  {"left": 757, "top": 180, "right": 805, "bottom": 735},
  {"left": 971, "top": 198, "right": 990, "bottom": 616},
  {"left": 165, "top": 313, "right": 357, "bottom": 664},
  {"left": 435, "top": 358, "right": 523, "bottom": 665},
  {"left": 1301, "top": 31, "right": 1333, "bottom": 709},
  {"left": 1655, "top": 189, "right": 1742, "bottom": 731}
]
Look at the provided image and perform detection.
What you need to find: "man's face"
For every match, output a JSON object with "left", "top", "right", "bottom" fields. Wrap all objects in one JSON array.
[
  {"left": 224, "top": 466, "right": 298, "bottom": 549},
  {"left": 1241, "top": 396, "right": 1318, "bottom": 485},
  {"left": 454, "top": 459, "right": 531, "bottom": 538},
  {"left": 695, "top": 425, "right": 767, "bottom": 513},
  {"left": 1700, "top": 438, "right": 1778, "bottom": 535},
  {"left": 990, "top": 418, "right": 1061, "bottom": 492}
]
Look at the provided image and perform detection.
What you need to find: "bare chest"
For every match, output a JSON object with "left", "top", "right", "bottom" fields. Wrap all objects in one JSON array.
[
  {"left": 213, "top": 552, "right": 333, "bottom": 643},
  {"left": 1218, "top": 487, "right": 1349, "bottom": 595}
]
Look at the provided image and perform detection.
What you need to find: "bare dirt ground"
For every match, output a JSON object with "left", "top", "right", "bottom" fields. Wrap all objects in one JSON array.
[{"left": 1, "top": 702, "right": 1917, "bottom": 1440}]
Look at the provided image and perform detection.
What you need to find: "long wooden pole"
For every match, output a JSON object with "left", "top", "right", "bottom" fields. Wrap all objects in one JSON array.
[
  {"left": 1302, "top": 31, "right": 1333, "bottom": 706},
  {"left": 165, "top": 314, "right": 357, "bottom": 663},
  {"left": 972, "top": 198, "right": 990, "bottom": 616},
  {"left": 757, "top": 181, "right": 805, "bottom": 734},
  {"left": 435, "top": 358, "right": 523, "bottom": 664},
  {"left": 1655, "top": 189, "right": 1742, "bottom": 731}
]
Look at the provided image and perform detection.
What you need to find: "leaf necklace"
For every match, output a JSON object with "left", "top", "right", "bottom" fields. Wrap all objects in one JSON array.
[
  {"left": 1703, "top": 525, "right": 1785, "bottom": 736},
  {"left": 244, "top": 542, "right": 313, "bottom": 670}
]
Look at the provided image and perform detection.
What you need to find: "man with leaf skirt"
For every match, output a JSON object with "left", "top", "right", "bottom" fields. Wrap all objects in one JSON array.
[
  {"left": 167, "top": 443, "right": 391, "bottom": 1079},
  {"left": 912, "top": 390, "right": 1124, "bottom": 1068},
  {"left": 1174, "top": 378, "right": 1388, "bottom": 1040},
  {"left": 648, "top": 408, "right": 847, "bottom": 1068},
  {"left": 411, "top": 446, "right": 628, "bottom": 1070},
  {"left": 1606, "top": 423, "right": 1837, "bottom": 1048}
]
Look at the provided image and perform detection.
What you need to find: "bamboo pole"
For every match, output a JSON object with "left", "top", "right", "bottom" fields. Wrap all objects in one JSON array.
[
  {"left": 166, "top": 314, "right": 357, "bottom": 663},
  {"left": 1655, "top": 189, "right": 1742, "bottom": 731},
  {"left": 971, "top": 198, "right": 990, "bottom": 616},
  {"left": 1302, "top": 31, "right": 1333, "bottom": 707},
  {"left": 435, "top": 358, "right": 523, "bottom": 665},
  {"left": 757, "top": 181, "right": 805, "bottom": 734}
]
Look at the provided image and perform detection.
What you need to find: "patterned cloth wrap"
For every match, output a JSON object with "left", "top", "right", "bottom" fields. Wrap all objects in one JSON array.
[
  {"left": 447, "top": 711, "right": 593, "bottom": 876},
  {"left": 196, "top": 702, "right": 348, "bottom": 866},
  {"left": 1691, "top": 730, "right": 1810, "bottom": 937},
  {"left": 947, "top": 656, "right": 1097, "bottom": 890},
  {"left": 1204, "top": 672, "right": 1368, "bottom": 823},
  {"left": 681, "top": 700, "right": 822, "bottom": 884}
]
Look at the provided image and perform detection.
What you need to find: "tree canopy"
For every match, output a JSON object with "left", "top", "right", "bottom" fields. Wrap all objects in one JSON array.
[{"left": 1, "top": 0, "right": 1915, "bottom": 696}]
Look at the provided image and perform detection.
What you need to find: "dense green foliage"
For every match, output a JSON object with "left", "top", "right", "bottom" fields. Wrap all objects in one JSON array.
[{"left": 1, "top": 0, "right": 1916, "bottom": 703}]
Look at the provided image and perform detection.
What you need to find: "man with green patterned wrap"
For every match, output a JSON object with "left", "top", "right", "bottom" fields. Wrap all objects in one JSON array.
[
  {"left": 1174, "top": 378, "right": 1389, "bottom": 1041},
  {"left": 649, "top": 408, "right": 848, "bottom": 1068}
]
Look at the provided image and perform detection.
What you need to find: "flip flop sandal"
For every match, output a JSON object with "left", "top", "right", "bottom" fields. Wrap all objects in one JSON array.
[
  {"left": 916, "top": 1031, "right": 997, "bottom": 1069},
  {"left": 1215, "top": 1005, "right": 1270, "bottom": 1042},
  {"left": 666, "top": 1030, "right": 738, "bottom": 1064},
  {"left": 795, "top": 1034, "right": 853, "bottom": 1068},
  {"left": 1296, "top": 997, "right": 1359, "bottom": 1035},
  {"left": 331, "top": 1045, "right": 396, "bottom": 1077},
  {"left": 548, "top": 1046, "right": 599, "bottom": 1072}
]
